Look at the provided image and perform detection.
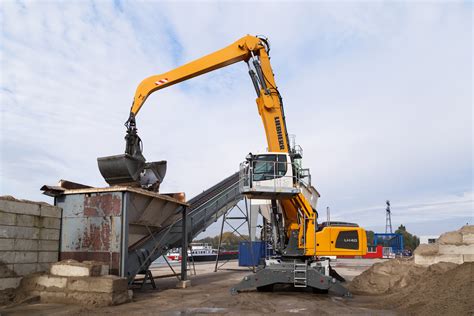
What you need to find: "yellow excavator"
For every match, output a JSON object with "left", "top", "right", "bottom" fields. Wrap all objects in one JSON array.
[{"left": 98, "top": 35, "right": 366, "bottom": 295}]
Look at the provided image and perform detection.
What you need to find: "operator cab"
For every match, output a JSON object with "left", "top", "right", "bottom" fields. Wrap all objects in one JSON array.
[{"left": 239, "top": 152, "right": 300, "bottom": 199}]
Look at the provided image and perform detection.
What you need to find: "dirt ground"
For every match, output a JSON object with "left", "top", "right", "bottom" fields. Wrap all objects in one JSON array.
[{"left": 0, "top": 259, "right": 403, "bottom": 315}]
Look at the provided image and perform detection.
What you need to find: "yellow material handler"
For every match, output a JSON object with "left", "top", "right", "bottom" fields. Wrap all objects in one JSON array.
[{"left": 98, "top": 35, "right": 367, "bottom": 295}]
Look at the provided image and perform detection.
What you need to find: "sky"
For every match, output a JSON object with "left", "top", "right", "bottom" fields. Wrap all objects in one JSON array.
[{"left": 0, "top": 0, "right": 472, "bottom": 238}]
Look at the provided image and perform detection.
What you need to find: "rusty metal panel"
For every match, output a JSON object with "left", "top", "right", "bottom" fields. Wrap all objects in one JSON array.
[
  {"left": 60, "top": 216, "right": 121, "bottom": 252},
  {"left": 55, "top": 188, "right": 187, "bottom": 278},
  {"left": 57, "top": 192, "right": 123, "bottom": 274}
]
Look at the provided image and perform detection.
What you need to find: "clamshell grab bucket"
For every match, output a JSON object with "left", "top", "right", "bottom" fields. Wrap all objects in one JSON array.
[{"left": 97, "top": 154, "right": 145, "bottom": 186}]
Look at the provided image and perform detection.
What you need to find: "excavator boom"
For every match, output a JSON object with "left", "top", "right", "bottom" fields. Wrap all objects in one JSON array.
[
  {"left": 98, "top": 35, "right": 366, "bottom": 263},
  {"left": 130, "top": 35, "right": 261, "bottom": 116},
  {"left": 99, "top": 35, "right": 290, "bottom": 188}
]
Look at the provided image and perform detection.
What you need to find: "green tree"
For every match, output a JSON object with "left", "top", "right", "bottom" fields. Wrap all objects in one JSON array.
[{"left": 395, "top": 224, "right": 420, "bottom": 251}]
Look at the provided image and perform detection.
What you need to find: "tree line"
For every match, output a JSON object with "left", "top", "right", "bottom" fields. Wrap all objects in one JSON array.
[{"left": 194, "top": 232, "right": 251, "bottom": 250}]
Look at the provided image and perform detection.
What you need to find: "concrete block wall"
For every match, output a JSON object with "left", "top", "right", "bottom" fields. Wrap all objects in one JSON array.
[
  {"left": 0, "top": 196, "right": 61, "bottom": 290},
  {"left": 414, "top": 225, "right": 474, "bottom": 266}
]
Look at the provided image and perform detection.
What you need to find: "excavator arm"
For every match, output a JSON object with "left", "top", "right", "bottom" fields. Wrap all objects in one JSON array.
[
  {"left": 130, "top": 35, "right": 260, "bottom": 116},
  {"left": 99, "top": 35, "right": 366, "bottom": 259},
  {"left": 126, "top": 35, "right": 289, "bottom": 154}
]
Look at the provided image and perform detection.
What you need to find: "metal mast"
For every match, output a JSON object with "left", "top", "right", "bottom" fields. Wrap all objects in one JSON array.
[{"left": 385, "top": 200, "right": 392, "bottom": 233}]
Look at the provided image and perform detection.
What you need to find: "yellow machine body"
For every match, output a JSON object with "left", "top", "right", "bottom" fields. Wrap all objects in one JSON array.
[{"left": 128, "top": 35, "right": 366, "bottom": 258}]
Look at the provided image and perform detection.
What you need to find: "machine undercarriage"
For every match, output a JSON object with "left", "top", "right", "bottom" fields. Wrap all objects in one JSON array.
[
  {"left": 93, "top": 35, "right": 367, "bottom": 296},
  {"left": 232, "top": 257, "right": 349, "bottom": 296}
]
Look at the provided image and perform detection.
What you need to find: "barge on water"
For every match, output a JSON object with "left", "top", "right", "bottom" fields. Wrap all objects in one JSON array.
[{"left": 167, "top": 243, "right": 238, "bottom": 262}]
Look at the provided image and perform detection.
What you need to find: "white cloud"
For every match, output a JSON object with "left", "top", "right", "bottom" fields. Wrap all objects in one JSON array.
[{"left": 0, "top": 1, "right": 471, "bottom": 237}]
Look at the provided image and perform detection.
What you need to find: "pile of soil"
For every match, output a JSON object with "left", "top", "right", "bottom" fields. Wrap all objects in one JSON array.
[
  {"left": 348, "top": 259, "right": 428, "bottom": 294},
  {"left": 387, "top": 262, "right": 474, "bottom": 315},
  {"left": 349, "top": 259, "right": 474, "bottom": 315}
]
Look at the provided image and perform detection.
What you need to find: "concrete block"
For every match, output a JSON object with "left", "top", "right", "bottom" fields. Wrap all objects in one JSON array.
[
  {"left": 463, "top": 254, "right": 474, "bottom": 262},
  {"left": 67, "top": 275, "right": 128, "bottom": 293},
  {"left": 39, "top": 240, "right": 59, "bottom": 251},
  {"left": 20, "top": 273, "right": 61, "bottom": 292},
  {"left": 36, "top": 274, "right": 68, "bottom": 289},
  {"left": 0, "top": 251, "right": 17, "bottom": 264},
  {"left": 39, "top": 228, "right": 59, "bottom": 240},
  {"left": 65, "top": 290, "right": 131, "bottom": 306},
  {"left": 0, "top": 276, "right": 22, "bottom": 290},
  {"left": 51, "top": 263, "right": 91, "bottom": 277},
  {"left": 39, "top": 217, "right": 60, "bottom": 229},
  {"left": 0, "top": 212, "right": 16, "bottom": 225},
  {"left": 38, "top": 251, "right": 58, "bottom": 263},
  {"left": 83, "top": 260, "right": 109, "bottom": 276},
  {"left": 0, "top": 225, "right": 39, "bottom": 239},
  {"left": 0, "top": 200, "right": 40, "bottom": 216},
  {"left": 37, "top": 262, "right": 52, "bottom": 272},
  {"left": 13, "top": 263, "right": 38, "bottom": 276},
  {"left": 439, "top": 244, "right": 474, "bottom": 255},
  {"left": 40, "top": 291, "right": 67, "bottom": 302},
  {"left": 15, "top": 251, "right": 38, "bottom": 263},
  {"left": 0, "top": 238, "right": 14, "bottom": 250},
  {"left": 414, "top": 253, "right": 464, "bottom": 265},
  {"left": 463, "top": 233, "right": 474, "bottom": 244},
  {"left": 40, "top": 205, "right": 61, "bottom": 218},
  {"left": 14, "top": 239, "right": 39, "bottom": 251},
  {"left": 51, "top": 260, "right": 103, "bottom": 277},
  {"left": 16, "top": 214, "right": 39, "bottom": 227},
  {"left": 112, "top": 290, "right": 133, "bottom": 305},
  {"left": 0, "top": 262, "right": 15, "bottom": 277}
]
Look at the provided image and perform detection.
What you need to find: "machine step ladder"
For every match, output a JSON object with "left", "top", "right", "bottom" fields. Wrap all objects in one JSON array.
[{"left": 293, "top": 261, "right": 308, "bottom": 288}]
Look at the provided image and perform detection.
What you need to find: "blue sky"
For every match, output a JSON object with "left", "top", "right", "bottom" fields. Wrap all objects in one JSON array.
[{"left": 0, "top": 1, "right": 472, "bottom": 238}]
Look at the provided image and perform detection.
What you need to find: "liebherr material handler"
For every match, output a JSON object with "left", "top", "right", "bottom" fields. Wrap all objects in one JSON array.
[{"left": 98, "top": 35, "right": 367, "bottom": 295}]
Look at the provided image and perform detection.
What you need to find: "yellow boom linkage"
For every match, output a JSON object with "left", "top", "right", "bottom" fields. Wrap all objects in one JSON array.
[{"left": 125, "top": 35, "right": 366, "bottom": 258}]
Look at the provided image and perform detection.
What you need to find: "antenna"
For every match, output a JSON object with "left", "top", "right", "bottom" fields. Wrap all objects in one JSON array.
[{"left": 385, "top": 200, "right": 392, "bottom": 233}]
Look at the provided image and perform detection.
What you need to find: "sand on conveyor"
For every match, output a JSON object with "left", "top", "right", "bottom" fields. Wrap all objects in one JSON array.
[{"left": 348, "top": 259, "right": 473, "bottom": 315}]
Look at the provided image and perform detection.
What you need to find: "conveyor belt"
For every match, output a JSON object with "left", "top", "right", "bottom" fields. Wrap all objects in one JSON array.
[
  {"left": 125, "top": 172, "right": 242, "bottom": 282},
  {"left": 188, "top": 172, "right": 239, "bottom": 210}
]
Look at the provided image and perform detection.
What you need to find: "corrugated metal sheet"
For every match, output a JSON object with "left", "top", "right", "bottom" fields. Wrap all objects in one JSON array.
[{"left": 238, "top": 241, "right": 270, "bottom": 266}]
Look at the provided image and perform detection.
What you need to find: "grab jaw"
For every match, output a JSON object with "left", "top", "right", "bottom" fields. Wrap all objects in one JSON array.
[{"left": 97, "top": 114, "right": 166, "bottom": 192}]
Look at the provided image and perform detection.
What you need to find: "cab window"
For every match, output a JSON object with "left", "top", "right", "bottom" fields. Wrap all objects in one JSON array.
[{"left": 252, "top": 154, "right": 287, "bottom": 181}]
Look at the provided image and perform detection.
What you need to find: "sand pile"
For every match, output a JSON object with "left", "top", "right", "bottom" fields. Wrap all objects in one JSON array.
[
  {"left": 348, "top": 259, "right": 430, "bottom": 294},
  {"left": 388, "top": 262, "right": 474, "bottom": 315},
  {"left": 349, "top": 260, "right": 474, "bottom": 315}
]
